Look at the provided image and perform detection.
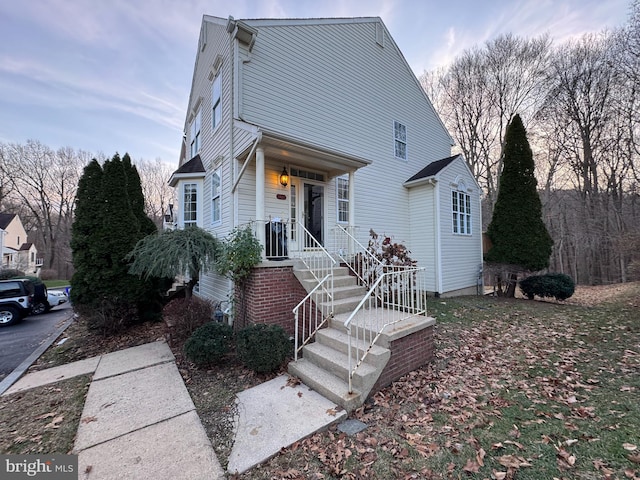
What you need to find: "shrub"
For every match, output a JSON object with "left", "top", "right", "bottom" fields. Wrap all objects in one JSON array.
[
  {"left": 236, "top": 324, "right": 291, "bottom": 373},
  {"left": 76, "top": 298, "right": 139, "bottom": 336},
  {"left": 162, "top": 297, "right": 214, "bottom": 344},
  {"left": 0, "top": 269, "right": 25, "bottom": 280},
  {"left": 39, "top": 269, "right": 59, "bottom": 280},
  {"left": 183, "top": 322, "right": 234, "bottom": 365},
  {"left": 519, "top": 273, "right": 575, "bottom": 301}
]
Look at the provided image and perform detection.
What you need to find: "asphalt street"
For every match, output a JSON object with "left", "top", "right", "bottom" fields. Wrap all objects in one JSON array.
[{"left": 0, "top": 301, "right": 72, "bottom": 382}]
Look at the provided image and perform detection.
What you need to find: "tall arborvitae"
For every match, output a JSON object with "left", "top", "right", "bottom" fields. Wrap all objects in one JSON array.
[
  {"left": 123, "top": 153, "right": 157, "bottom": 236},
  {"left": 70, "top": 159, "right": 105, "bottom": 306},
  {"left": 485, "top": 114, "right": 553, "bottom": 295},
  {"left": 71, "top": 153, "right": 164, "bottom": 330}
]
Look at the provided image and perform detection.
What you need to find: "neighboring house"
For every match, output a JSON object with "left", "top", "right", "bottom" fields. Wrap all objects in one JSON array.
[
  {"left": 0, "top": 213, "right": 42, "bottom": 274},
  {"left": 171, "top": 15, "right": 483, "bottom": 411}
]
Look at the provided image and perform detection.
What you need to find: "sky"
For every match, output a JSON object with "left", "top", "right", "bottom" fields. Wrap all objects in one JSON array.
[{"left": 0, "top": 0, "right": 632, "bottom": 165}]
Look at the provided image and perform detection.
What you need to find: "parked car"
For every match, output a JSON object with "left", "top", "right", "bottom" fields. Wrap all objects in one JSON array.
[
  {"left": 0, "top": 278, "right": 35, "bottom": 326},
  {"left": 30, "top": 285, "right": 68, "bottom": 315}
]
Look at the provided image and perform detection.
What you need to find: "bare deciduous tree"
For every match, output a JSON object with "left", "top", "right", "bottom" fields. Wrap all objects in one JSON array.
[{"left": 135, "top": 158, "right": 177, "bottom": 228}]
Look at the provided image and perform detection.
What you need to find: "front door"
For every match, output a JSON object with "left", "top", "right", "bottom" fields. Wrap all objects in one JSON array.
[{"left": 304, "top": 183, "right": 324, "bottom": 247}]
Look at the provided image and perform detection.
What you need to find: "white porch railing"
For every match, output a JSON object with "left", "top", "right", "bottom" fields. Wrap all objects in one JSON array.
[
  {"left": 344, "top": 265, "right": 427, "bottom": 393},
  {"left": 249, "top": 219, "right": 336, "bottom": 360},
  {"left": 293, "top": 273, "right": 332, "bottom": 360},
  {"left": 334, "top": 224, "right": 428, "bottom": 393},
  {"left": 334, "top": 224, "right": 385, "bottom": 290}
]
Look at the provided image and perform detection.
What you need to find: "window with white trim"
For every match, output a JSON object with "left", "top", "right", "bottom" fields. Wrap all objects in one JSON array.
[
  {"left": 190, "top": 110, "right": 201, "bottom": 158},
  {"left": 452, "top": 189, "right": 472, "bottom": 235},
  {"left": 337, "top": 176, "right": 349, "bottom": 223},
  {"left": 394, "top": 120, "right": 407, "bottom": 160},
  {"left": 183, "top": 183, "right": 198, "bottom": 227},
  {"left": 211, "top": 168, "right": 221, "bottom": 224},
  {"left": 212, "top": 72, "right": 222, "bottom": 131}
]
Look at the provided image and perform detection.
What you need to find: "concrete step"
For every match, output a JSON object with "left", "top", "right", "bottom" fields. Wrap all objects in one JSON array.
[
  {"left": 320, "top": 296, "right": 362, "bottom": 315},
  {"left": 315, "top": 327, "right": 390, "bottom": 370},
  {"left": 288, "top": 358, "right": 362, "bottom": 413},
  {"left": 293, "top": 264, "right": 350, "bottom": 277},
  {"left": 331, "top": 284, "right": 367, "bottom": 301},
  {"left": 302, "top": 342, "right": 378, "bottom": 394},
  {"left": 297, "top": 274, "right": 361, "bottom": 292}
]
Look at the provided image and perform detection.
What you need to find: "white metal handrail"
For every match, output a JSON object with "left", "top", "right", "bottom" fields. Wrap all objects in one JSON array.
[
  {"left": 343, "top": 265, "right": 426, "bottom": 393},
  {"left": 333, "top": 224, "right": 385, "bottom": 288},
  {"left": 293, "top": 273, "right": 333, "bottom": 360}
]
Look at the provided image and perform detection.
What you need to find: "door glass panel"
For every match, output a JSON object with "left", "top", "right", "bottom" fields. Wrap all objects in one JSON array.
[
  {"left": 304, "top": 183, "right": 324, "bottom": 246},
  {"left": 290, "top": 184, "right": 296, "bottom": 241}
]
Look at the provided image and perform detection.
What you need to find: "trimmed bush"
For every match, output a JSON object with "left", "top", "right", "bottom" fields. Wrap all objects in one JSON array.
[
  {"left": 0, "top": 269, "right": 25, "bottom": 280},
  {"left": 162, "top": 297, "right": 214, "bottom": 344},
  {"left": 236, "top": 324, "right": 291, "bottom": 373},
  {"left": 519, "top": 273, "right": 575, "bottom": 301},
  {"left": 183, "top": 322, "right": 234, "bottom": 365}
]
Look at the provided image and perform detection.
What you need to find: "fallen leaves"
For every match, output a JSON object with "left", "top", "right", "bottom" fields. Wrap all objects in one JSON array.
[
  {"left": 556, "top": 446, "right": 577, "bottom": 470},
  {"left": 44, "top": 415, "right": 64, "bottom": 429}
]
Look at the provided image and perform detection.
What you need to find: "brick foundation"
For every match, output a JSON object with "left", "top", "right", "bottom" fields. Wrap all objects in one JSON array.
[
  {"left": 370, "top": 322, "right": 435, "bottom": 394},
  {"left": 239, "top": 263, "right": 435, "bottom": 394},
  {"left": 236, "top": 264, "right": 307, "bottom": 337}
]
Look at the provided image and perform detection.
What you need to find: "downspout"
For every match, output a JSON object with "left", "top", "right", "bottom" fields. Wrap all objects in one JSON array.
[
  {"left": 229, "top": 21, "right": 237, "bottom": 229},
  {"left": 432, "top": 178, "right": 443, "bottom": 296},
  {"left": 478, "top": 190, "right": 484, "bottom": 295}
]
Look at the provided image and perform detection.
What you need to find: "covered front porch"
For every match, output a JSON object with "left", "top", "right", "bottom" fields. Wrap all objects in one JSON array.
[{"left": 233, "top": 128, "right": 371, "bottom": 260}]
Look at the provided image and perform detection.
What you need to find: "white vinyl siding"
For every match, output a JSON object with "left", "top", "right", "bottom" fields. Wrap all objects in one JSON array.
[
  {"left": 408, "top": 185, "right": 437, "bottom": 292},
  {"left": 241, "top": 19, "right": 451, "bottom": 246},
  {"left": 438, "top": 161, "right": 482, "bottom": 294}
]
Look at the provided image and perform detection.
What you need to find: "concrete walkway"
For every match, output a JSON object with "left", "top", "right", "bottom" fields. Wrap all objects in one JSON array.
[
  {"left": 4, "top": 341, "right": 225, "bottom": 480},
  {"left": 2, "top": 340, "right": 347, "bottom": 477}
]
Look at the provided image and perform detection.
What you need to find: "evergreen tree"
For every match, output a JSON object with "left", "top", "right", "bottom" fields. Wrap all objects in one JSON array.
[
  {"left": 485, "top": 114, "right": 553, "bottom": 296},
  {"left": 70, "top": 159, "right": 105, "bottom": 306},
  {"left": 71, "top": 153, "right": 163, "bottom": 330},
  {"left": 123, "top": 153, "right": 156, "bottom": 236}
]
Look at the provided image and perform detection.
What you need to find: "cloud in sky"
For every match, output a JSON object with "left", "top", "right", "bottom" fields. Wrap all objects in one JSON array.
[{"left": 0, "top": 0, "right": 632, "bottom": 163}]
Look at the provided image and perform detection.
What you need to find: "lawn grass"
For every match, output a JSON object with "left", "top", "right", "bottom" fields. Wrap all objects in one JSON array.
[
  {"left": 43, "top": 279, "right": 70, "bottom": 289},
  {"left": 236, "top": 283, "right": 640, "bottom": 479}
]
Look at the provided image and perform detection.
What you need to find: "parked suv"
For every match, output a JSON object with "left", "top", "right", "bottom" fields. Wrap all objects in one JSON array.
[{"left": 0, "top": 279, "right": 35, "bottom": 326}]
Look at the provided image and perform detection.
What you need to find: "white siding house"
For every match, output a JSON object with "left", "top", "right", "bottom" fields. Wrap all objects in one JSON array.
[{"left": 170, "top": 15, "right": 483, "bottom": 306}]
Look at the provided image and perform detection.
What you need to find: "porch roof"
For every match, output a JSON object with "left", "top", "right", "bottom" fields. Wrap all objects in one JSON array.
[{"left": 239, "top": 129, "right": 372, "bottom": 178}]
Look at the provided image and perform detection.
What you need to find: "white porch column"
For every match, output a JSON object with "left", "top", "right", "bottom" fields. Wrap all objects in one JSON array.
[
  {"left": 348, "top": 170, "right": 356, "bottom": 230},
  {"left": 256, "top": 147, "right": 266, "bottom": 259},
  {"left": 348, "top": 170, "right": 356, "bottom": 255}
]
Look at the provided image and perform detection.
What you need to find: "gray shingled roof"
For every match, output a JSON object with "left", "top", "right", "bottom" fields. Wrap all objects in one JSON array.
[
  {"left": 0, "top": 213, "right": 16, "bottom": 230},
  {"left": 173, "top": 154, "right": 205, "bottom": 175},
  {"left": 405, "top": 154, "right": 460, "bottom": 184}
]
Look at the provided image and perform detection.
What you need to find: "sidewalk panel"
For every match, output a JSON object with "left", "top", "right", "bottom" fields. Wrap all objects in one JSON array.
[
  {"left": 77, "top": 410, "right": 224, "bottom": 480},
  {"left": 2, "top": 356, "right": 100, "bottom": 396},
  {"left": 93, "top": 341, "right": 174, "bottom": 380},
  {"left": 75, "top": 362, "right": 194, "bottom": 451},
  {"left": 227, "top": 374, "right": 347, "bottom": 474}
]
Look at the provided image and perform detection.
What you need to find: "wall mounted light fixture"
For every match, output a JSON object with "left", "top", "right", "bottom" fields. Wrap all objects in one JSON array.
[{"left": 279, "top": 167, "right": 289, "bottom": 187}]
